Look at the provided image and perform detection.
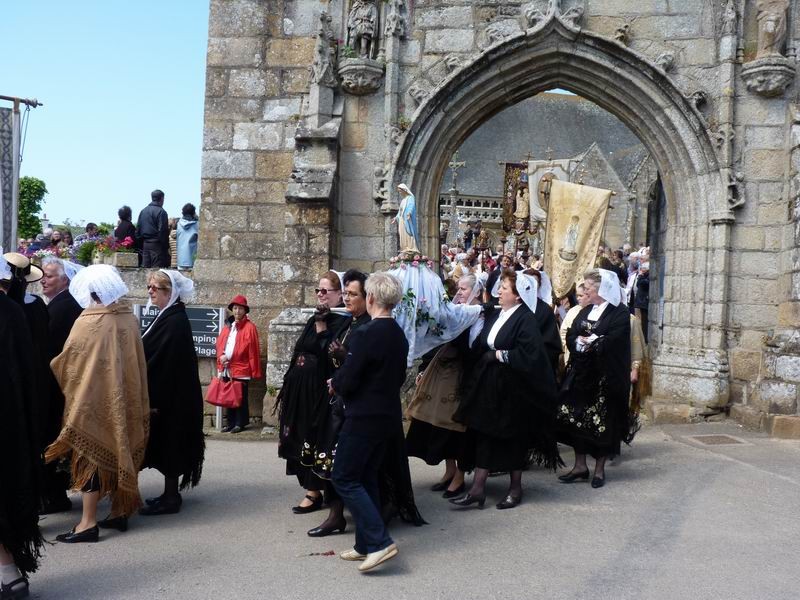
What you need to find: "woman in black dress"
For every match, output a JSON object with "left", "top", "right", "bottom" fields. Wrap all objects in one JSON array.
[
  {"left": 452, "top": 270, "right": 560, "bottom": 509},
  {"left": 405, "top": 272, "right": 484, "bottom": 498},
  {"left": 305, "top": 269, "right": 370, "bottom": 536},
  {"left": 277, "top": 271, "right": 346, "bottom": 514},
  {"left": 557, "top": 268, "right": 635, "bottom": 488},
  {"left": 134, "top": 269, "right": 205, "bottom": 518}
]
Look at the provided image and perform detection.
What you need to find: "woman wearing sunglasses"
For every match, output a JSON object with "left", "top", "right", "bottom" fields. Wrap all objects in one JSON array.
[{"left": 277, "top": 271, "right": 346, "bottom": 515}]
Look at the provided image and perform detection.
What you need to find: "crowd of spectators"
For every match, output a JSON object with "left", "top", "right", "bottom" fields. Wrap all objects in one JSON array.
[{"left": 17, "top": 190, "right": 199, "bottom": 270}]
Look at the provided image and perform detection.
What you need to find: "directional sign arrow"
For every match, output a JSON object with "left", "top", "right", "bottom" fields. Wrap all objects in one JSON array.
[{"left": 206, "top": 323, "right": 219, "bottom": 330}]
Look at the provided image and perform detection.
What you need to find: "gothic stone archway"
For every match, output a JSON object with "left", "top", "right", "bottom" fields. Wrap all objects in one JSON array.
[{"left": 392, "top": 13, "right": 735, "bottom": 413}]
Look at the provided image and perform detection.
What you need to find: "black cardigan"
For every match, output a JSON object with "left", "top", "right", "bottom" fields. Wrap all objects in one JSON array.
[{"left": 331, "top": 318, "right": 409, "bottom": 433}]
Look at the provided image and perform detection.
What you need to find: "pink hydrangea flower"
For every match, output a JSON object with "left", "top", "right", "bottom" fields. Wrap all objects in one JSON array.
[{"left": 412, "top": 260, "right": 420, "bottom": 267}]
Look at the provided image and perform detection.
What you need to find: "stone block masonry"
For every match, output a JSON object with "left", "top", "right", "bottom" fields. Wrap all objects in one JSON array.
[{"left": 197, "top": 0, "right": 800, "bottom": 437}]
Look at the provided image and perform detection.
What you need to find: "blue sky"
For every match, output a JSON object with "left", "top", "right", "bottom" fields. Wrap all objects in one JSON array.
[{"left": 1, "top": 1, "right": 209, "bottom": 226}]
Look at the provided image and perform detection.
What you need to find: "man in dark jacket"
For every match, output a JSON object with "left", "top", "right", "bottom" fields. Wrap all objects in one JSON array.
[
  {"left": 136, "top": 189, "right": 170, "bottom": 267},
  {"left": 39, "top": 257, "right": 84, "bottom": 513}
]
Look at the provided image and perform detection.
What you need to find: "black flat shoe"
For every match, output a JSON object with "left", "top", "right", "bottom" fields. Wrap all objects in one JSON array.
[
  {"left": 97, "top": 515, "right": 129, "bottom": 532},
  {"left": 307, "top": 519, "right": 346, "bottom": 537},
  {"left": 591, "top": 476, "right": 605, "bottom": 489},
  {"left": 0, "top": 576, "right": 29, "bottom": 599},
  {"left": 442, "top": 483, "right": 465, "bottom": 499},
  {"left": 449, "top": 493, "right": 486, "bottom": 509},
  {"left": 221, "top": 425, "right": 234, "bottom": 433},
  {"left": 558, "top": 470, "right": 590, "bottom": 483},
  {"left": 496, "top": 494, "right": 522, "bottom": 510},
  {"left": 56, "top": 525, "right": 99, "bottom": 544},
  {"left": 139, "top": 499, "right": 181, "bottom": 516},
  {"left": 292, "top": 494, "right": 323, "bottom": 514},
  {"left": 430, "top": 478, "right": 453, "bottom": 492}
]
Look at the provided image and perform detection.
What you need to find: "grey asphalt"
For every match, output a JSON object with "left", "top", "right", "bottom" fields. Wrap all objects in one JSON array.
[{"left": 31, "top": 422, "right": 800, "bottom": 600}]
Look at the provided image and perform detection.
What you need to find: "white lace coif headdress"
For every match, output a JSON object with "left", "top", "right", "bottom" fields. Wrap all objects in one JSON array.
[
  {"left": 597, "top": 268, "right": 622, "bottom": 307},
  {"left": 141, "top": 269, "right": 195, "bottom": 337},
  {"left": 0, "top": 248, "right": 11, "bottom": 281},
  {"left": 42, "top": 256, "right": 85, "bottom": 281},
  {"left": 517, "top": 272, "right": 539, "bottom": 313},
  {"left": 538, "top": 270, "right": 553, "bottom": 306},
  {"left": 69, "top": 264, "right": 129, "bottom": 308}
]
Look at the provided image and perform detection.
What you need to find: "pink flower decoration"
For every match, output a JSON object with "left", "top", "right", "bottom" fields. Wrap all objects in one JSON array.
[
  {"left": 413, "top": 254, "right": 421, "bottom": 261},
  {"left": 427, "top": 261, "right": 434, "bottom": 268},
  {"left": 412, "top": 260, "right": 419, "bottom": 267}
]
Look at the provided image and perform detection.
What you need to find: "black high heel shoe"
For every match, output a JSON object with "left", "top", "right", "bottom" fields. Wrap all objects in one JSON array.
[
  {"left": 442, "top": 483, "right": 465, "bottom": 499},
  {"left": 56, "top": 525, "right": 99, "bottom": 544},
  {"left": 139, "top": 496, "right": 181, "bottom": 516},
  {"left": 97, "top": 514, "right": 129, "bottom": 532},
  {"left": 0, "top": 576, "right": 29, "bottom": 599},
  {"left": 292, "top": 494, "right": 323, "bottom": 514},
  {"left": 430, "top": 478, "right": 453, "bottom": 492},
  {"left": 496, "top": 494, "right": 522, "bottom": 510},
  {"left": 591, "top": 475, "right": 605, "bottom": 489},
  {"left": 449, "top": 493, "right": 486, "bottom": 509},
  {"left": 558, "top": 470, "right": 590, "bottom": 483},
  {"left": 145, "top": 493, "right": 182, "bottom": 507},
  {"left": 307, "top": 518, "right": 347, "bottom": 537}
]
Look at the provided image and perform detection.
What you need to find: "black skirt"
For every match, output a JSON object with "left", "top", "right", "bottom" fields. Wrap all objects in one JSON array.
[
  {"left": 405, "top": 418, "right": 464, "bottom": 466},
  {"left": 460, "top": 430, "right": 528, "bottom": 473},
  {"left": 278, "top": 353, "right": 327, "bottom": 491}
]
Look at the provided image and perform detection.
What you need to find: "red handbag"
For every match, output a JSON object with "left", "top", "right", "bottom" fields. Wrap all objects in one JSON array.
[{"left": 205, "top": 372, "right": 243, "bottom": 408}]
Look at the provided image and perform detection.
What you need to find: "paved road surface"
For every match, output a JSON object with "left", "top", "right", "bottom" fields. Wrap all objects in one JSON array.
[{"left": 31, "top": 422, "right": 800, "bottom": 600}]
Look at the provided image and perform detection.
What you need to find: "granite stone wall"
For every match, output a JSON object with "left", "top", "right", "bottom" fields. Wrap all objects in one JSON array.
[{"left": 197, "top": 0, "right": 800, "bottom": 435}]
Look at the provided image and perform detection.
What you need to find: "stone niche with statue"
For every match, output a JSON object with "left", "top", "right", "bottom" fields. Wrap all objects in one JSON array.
[{"left": 197, "top": 0, "right": 800, "bottom": 436}]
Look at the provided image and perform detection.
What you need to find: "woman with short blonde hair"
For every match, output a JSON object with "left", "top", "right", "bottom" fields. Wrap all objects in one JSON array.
[{"left": 364, "top": 271, "right": 403, "bottom": 308}]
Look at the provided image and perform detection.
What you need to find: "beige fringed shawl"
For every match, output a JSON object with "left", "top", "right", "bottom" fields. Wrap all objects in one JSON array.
[
  {"left": 406, "top": 344, "right": 466, "bottom": 432},
  {"left": 45, "top": 301, "right": 150, "bottom": 516}
]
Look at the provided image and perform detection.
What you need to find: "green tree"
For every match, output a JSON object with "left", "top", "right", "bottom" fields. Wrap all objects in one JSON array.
[{"left": 17, "top": 176, "right": 48, "bottom": 239}]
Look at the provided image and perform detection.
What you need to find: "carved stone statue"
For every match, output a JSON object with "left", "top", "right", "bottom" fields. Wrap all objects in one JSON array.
[
  {"left": 560, "top": 6, "right": 584, "bottom": 29},
  {"left": 373, "top": 165, "right": 389, "bottom": 203},
  {"left": 347, "top": 0, "right": 379, "bottom": 59},
  {"left": 384, "top": 0, "right": 407, "bottom": 38},
  {"left": 310, "top": 12, "right": 337, "bottom": 87},
  {"left": 721, "top": 0, "right": 737, "bottom": 36},
  {"left": 408, "top": 82, "right": 430, "bottom": 105},
  {"left": 756, "top": 0, "right": 789, "bottom": 58},
  {"left": 524, "top": 3, "right": 547, "bottom": 28}
]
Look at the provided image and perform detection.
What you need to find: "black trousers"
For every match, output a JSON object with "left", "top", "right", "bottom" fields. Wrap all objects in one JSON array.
[
  {"left": 142, "top": 240, "right": 170, "bottom": 268},
  {"left": 225, "top": 380, "right": 250, "bottom": 428}
]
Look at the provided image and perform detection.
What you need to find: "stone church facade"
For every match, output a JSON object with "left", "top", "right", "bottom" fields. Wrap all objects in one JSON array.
[{"left": 197, "top": 0, "right": 800, "bottom": 436}]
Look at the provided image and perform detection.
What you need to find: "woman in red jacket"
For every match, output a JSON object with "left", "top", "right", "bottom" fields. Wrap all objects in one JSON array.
[{"left": 216, "top": 295, "right": 263, "bottom": 433}]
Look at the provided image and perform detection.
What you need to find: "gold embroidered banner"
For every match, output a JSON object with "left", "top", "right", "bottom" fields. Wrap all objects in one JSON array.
[{"left": 544, "top": 179, "right": 612, "bottom": 298}]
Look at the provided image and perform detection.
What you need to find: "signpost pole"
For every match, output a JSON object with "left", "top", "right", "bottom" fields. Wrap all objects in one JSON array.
[{"left": 216, "top": 308, "right": 223, "bottom": 432}]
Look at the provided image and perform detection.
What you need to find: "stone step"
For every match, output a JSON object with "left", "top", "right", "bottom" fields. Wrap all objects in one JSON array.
[{"left": 767, "top": 415, "right": 800, "bottom": 439}]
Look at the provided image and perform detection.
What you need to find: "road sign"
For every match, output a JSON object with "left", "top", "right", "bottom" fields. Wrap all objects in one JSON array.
[{"left": 134, "top": 304, "right": 225, "bottom": 358}]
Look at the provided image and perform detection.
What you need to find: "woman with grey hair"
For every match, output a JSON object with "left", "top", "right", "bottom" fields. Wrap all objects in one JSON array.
[
  {"left": 329, "top": 272, "right": 408, "bottom": 572},
  {"left": 406, "top": 272, "right": 485, "bottom": 498}
]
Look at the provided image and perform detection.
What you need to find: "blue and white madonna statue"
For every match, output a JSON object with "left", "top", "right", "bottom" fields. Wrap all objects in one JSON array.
[{"left": 392, "top": 183, "right": 419, "bottom": 252}]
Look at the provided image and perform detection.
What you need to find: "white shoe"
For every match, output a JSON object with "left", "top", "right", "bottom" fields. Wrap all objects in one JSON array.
[
  {"left": 340, "top": 549, "right": 367, "bottom": 561},
  {"left": 358, "top": 544, "right": 399, "bottom": 572}
]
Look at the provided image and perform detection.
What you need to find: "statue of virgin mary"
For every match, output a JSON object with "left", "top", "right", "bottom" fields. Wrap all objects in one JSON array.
[{"left": 393, "top": 183, "right": 419, "bottom": 252}]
